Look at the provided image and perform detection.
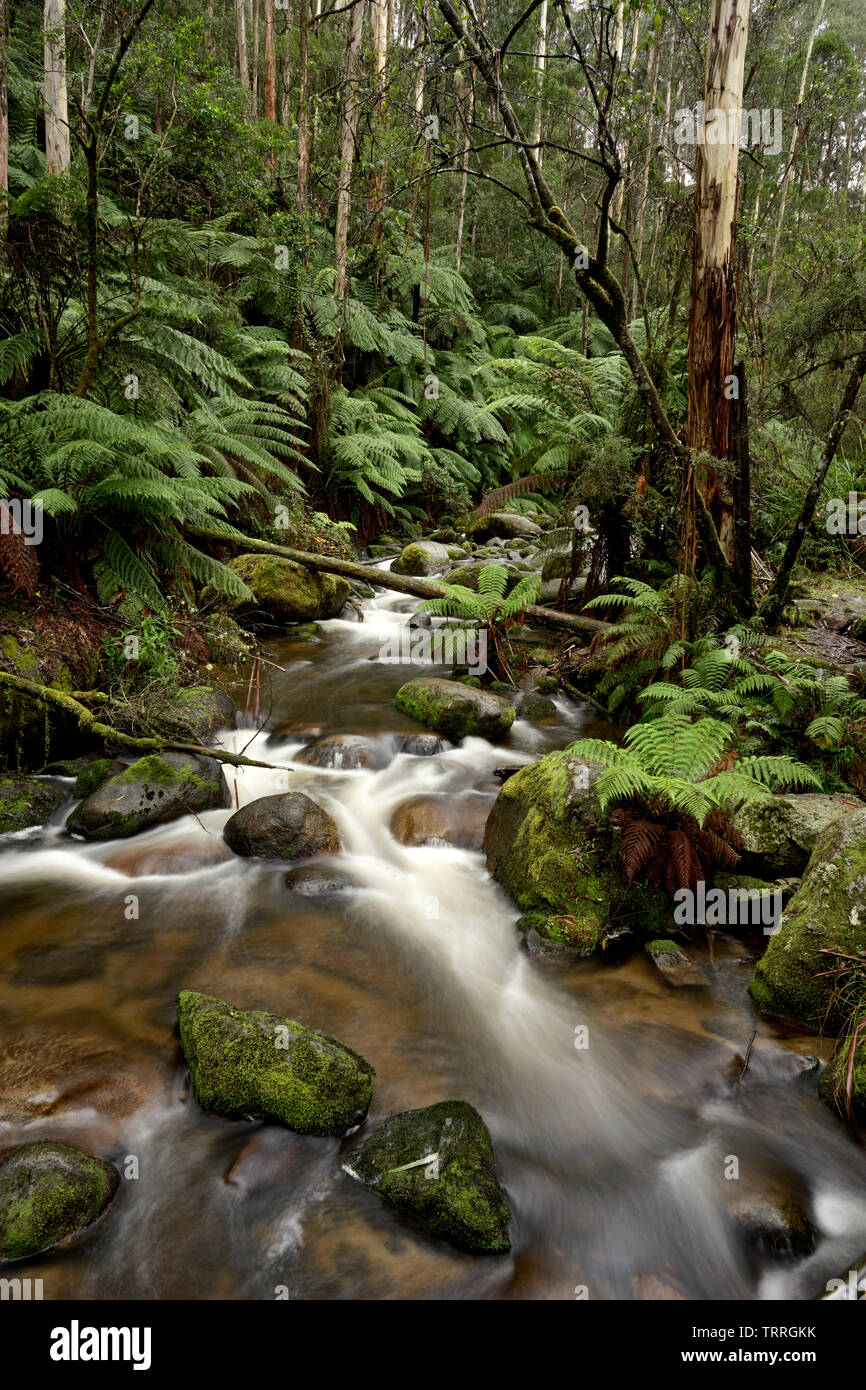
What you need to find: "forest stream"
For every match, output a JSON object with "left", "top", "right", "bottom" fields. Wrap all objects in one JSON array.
[{"left": 1, "top": 577, "right": 865, "bottom": 1301}]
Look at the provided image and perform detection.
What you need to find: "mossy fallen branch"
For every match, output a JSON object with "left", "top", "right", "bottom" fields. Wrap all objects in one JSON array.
[
  {"left": 0, "top": 672, "right": 286, "bottom": 772},
  {"left": 187, "top": 526, "right": 606, "bottom": 639}
]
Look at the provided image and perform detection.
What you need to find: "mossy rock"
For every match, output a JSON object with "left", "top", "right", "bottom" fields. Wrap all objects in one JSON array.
[
  {"left": 749, "top": 807, "right": 866, "bottom": 1031},
  {"left": 72, "top": 758, "right": 127, "bottom": 800},
  {"left": 177, "top": 990, "right": 374, "bottom": 1135},
  {"left": 733, "top": 793, "right": 851, "bottom": 877},
  {"left": 0, "top": 774, "right": 65, "bottom": 834},
  {"left": 395, "top": 677, "right": 515, "bottom": 741},
  {"left": 0, "top": 1141, "right": 119, "bottom": 1262},
  {"left": 288, "top": 622, "right": 321, "bottom": 641},
  {"left": 224, "top": 554, "right": 349, "bottom": 624},
  {"left": 346, "top": 1100, "right": 510, "bottom": 1253},
  {"left": 819, "top": 1016, "right": 866, "bottom": 1120},
  {"left": 159, "top": 685, "right": 236, "bottom": 742},
  {"left": 484, "top": 747, "right": 669, "bottom": 956},
  {"left": 441, "top": 561, "right": 522, "bottom": 594},
  {"left": 467, "top": 512, "right": 541, "bottom": 541},
  {"left": 516, "top": 692, "right": 557, "bottom": 720},
  {"left": 66, "top": 752, "right": 230, "bottom": 841},
  {"left": 0, "top": 637, "right": 93, "bottom": 772},
  {"left": 390, "top": 541, "right": 451, "bottom": 576}
]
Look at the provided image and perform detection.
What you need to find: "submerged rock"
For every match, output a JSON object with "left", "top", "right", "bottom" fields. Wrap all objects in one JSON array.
[
  {"left": 749, "top": 806, "right": 866, "bottom": 1030},
  {"left": 283, "top": 864, "right": 354, "bottom": 896},
  {"left": 65, "top": 753, "right": 230, "bottom": 841},
  {"left": 645, "top": 939, "right": 708, "bottom": 988},
  {"left": 0, "top": 774, "right": 65, "bottom": 834},
  {"left": 176, "top": 990, "right": 374, "bottom": 1135},
  {"left": 0, "top": 1141, "right": 119, "bottom": 1262},
  {"left": 294, "top": 733, "right": 375, "bottom": 769},
  {"left": 225, "top": 553, "right": 349, "bottom": 624},
  {"left": 390, "top": 540, "right": 451, "bottom": 576},
  {"left": 722, "top": 1167, "right": 817, "bottom": 1260},
  {"left": 395, "top": 677, "right": 515, "bottom": 741},
  {"left": 346, "top": 1099, "right": 511, "bottom": 1253},
  {"left": 390, "top": 793, "right": 490, "bottom": 850},
  {"left": 223, "top": 792, "right": 340, "bottom": 860},
  {"left": 105, "top": 834, "right": 233, "bottom": 877},
  {"left": 394, "top": 733, "right": 448, "bottom": 756}
]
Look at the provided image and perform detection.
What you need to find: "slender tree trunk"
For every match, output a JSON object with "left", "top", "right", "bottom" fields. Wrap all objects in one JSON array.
[
  {"left": 763, "top": 0, "right": 826, "bottom": 312},
  {"left": 279, "top": 1, "right": 292, "bottom": 128},
  {"left": 334, "top": 0, "right": 365, "bottom": 299},
  {"left": 369, "top": 0, "right": 388, "bottom": 246},
  {"left": 235, "top": 0, "right": 250, "bottom": 89},
  {"left": 43, "top": 0, "right": 71, "bottom": 175},
  {"left": 263, "top": 0, "right": 276, "bottom": 172},
  {"left": 630, "top": 23, "right": 661, "bottom": 321},
  {"left": 730, "top": 361, "right": 752, "bottom": 604},
  {"left": 686, "top": 0, "right": 750, "bottom": 562},
  {"left": 0, "top": 0, "right": 8, "bottom": 229},
  {"left": 252, "top": 0, "right": 260, "bottom": 110},
  {"left": 297, "top": 0, "right": 310, "bottom": 213},
  {"left": 760, "top": 337, "right": 866, "bottom": 630},
  {"left": 414, "top": 3, "right": 427, "bottom": 119},
  {"left": 531, "top": 0, "right": 547, "bottom": 168},
  {"left": 455, "top": 59, "right": 474, "bottom": 275}
]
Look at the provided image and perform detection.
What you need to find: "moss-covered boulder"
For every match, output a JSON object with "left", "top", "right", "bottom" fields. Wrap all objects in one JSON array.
[
  {"left": 0, "top": 1141, "right": 119, "bottom": 1262},
  {"left": 468, "top": 512, "right": 541, "bottom": 541},
  {"left": 66, "top": 752, "right": 230, "bottom": 841},
  {"left": 818, "top": 1017, "right": 866, "bottom": 1121},
  {"left": 0, "top": 635, "right": 94, "bottom": 771},
  {"left": 345, "top": 1100, "right": 510, "bottom": 1253},
  {"left": 0, "top": 774, "right": 66, "bottom": 833},
  {"left": 225, "top": 553, "right": 349, "bottom": 624},
  {"left": 177, "top": 990, "right": 374, "bottom": 1135},
  {"left": 223, "top": 791, "right": 340, "bottom": 860},
  {"left": 749, "top": 808, "right": 866, "bottom": 1030},
  {"left": 484, "top": 748, "right": 668, "bottom": 956},
  {"left": 159, "top": 685, "right": 236, "bottom": 742},
  {"left": 441, "top": 561, "right": 522, "bottom": 593},
  {"left": 395, "top": 677, "right": 515, "bottom": 742},
  {"left": 390, "top": 540, "right": 451, "bottom": 576},
  {"left": 733, "top": 793, "right": 850, "bottom": 877},
  {"left": 72, "top": 758, "right": 127, "bottom": 800}
]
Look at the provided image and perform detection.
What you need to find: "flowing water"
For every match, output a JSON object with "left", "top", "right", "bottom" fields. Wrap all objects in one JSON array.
[{"left": 1, "top": 580, "right": 865, "bottom": 1301}]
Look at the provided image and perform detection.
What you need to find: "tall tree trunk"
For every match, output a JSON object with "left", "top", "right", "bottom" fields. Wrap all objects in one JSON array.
[
  {"left": 531, "top": 0, "right": 547, "bottom": 168},
  {"left": 686, "top": 0, "right": 750, "bottom": 562},
  {"left": 369, "top": 0, "right": 388, "bottom": 246},
  {"left": 334, "top": 0, "right": 365, "bottom": 299},
  {"left": 235, "top": 0, "right": 250, "bottom": 89},
  {"left": 252, "top": 0, "right": 260, "bottom": 110},
  {"left": 454, "top": 56, "right": 474, "bottom": 275},
  {"left": 630, "top": 23, "right": 661, "bottom": 322},
  {"left": 0, "top": 0, "right": 8, "bottom": 230},
  {"left": 43, "top": 0, "right": 71, "bottom": 175},
  {"left": 263, "top": 0, "right": 276, "bottom": 171},
  {"left": 297, "top": 0, "right": 310, "bottom": 213},
  {"left": 763, "top": 0, "right": 826, "bottom": 313},
  {"left": 760, "top": 338, "right": 866, "bottom": 630},
  {"left": 279, "top": 1, "right": 292, "bottom": 128},
  {"left": 414, "top": 3, "right": 427, "bottom": 119}
]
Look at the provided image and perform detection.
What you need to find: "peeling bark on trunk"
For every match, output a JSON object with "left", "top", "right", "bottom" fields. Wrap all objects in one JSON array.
[
  {"left": 43, "top": 0, "right": 71, "bottom": 175},
  {"left": 686, "top": 0, "right": 750, "bottom": 562},
  {"left": 235, "top": 0, "right": 250, "bottom": 90},
  {"left": 368, "top": 0, "right": 389, "bottom": 249}
]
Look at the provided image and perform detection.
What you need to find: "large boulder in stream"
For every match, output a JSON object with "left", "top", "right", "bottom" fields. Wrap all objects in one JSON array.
[
  {"left": 0, "top": 774, "right": 65, "bottom": 834},
  {"left": 223, "top": 792, "right": 340, "bottom": 860},
  {"left": 177, "top": 991, "right": 374, "bottom": 1135},
  {"left": 484, "top": 747, "right": 668, "bottom": 955},
  {"left": 395, "top": 677, "right": 515, "bottom": 742},
  {"left": 468, "top": 511, "right": 541, "bottom": 541},
  {"left": 732, "top": 792, "right": 850, "bottom": 877},
  {"left": 390, "top": 540, "right": 451, "bottom": 576},
  {"left": 345, "top": 1100, "right": 511, "bottom": 1253},
  {"left": 0, "top": 1141, "right": 120, "bottom": 1262},
  {"left": 225, "top": 553, "right": 350, "bottom": 623},
  {"left": 749, "top": 806, "right": 866, "bottom": 1031},
  {"left": 66, "top": 753, "right": 230, "bottom": 841}
]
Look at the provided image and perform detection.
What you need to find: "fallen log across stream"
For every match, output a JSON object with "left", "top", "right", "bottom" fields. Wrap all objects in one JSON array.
[{"left": 187, "top": 526, "right": 607, "bottom": 638}]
